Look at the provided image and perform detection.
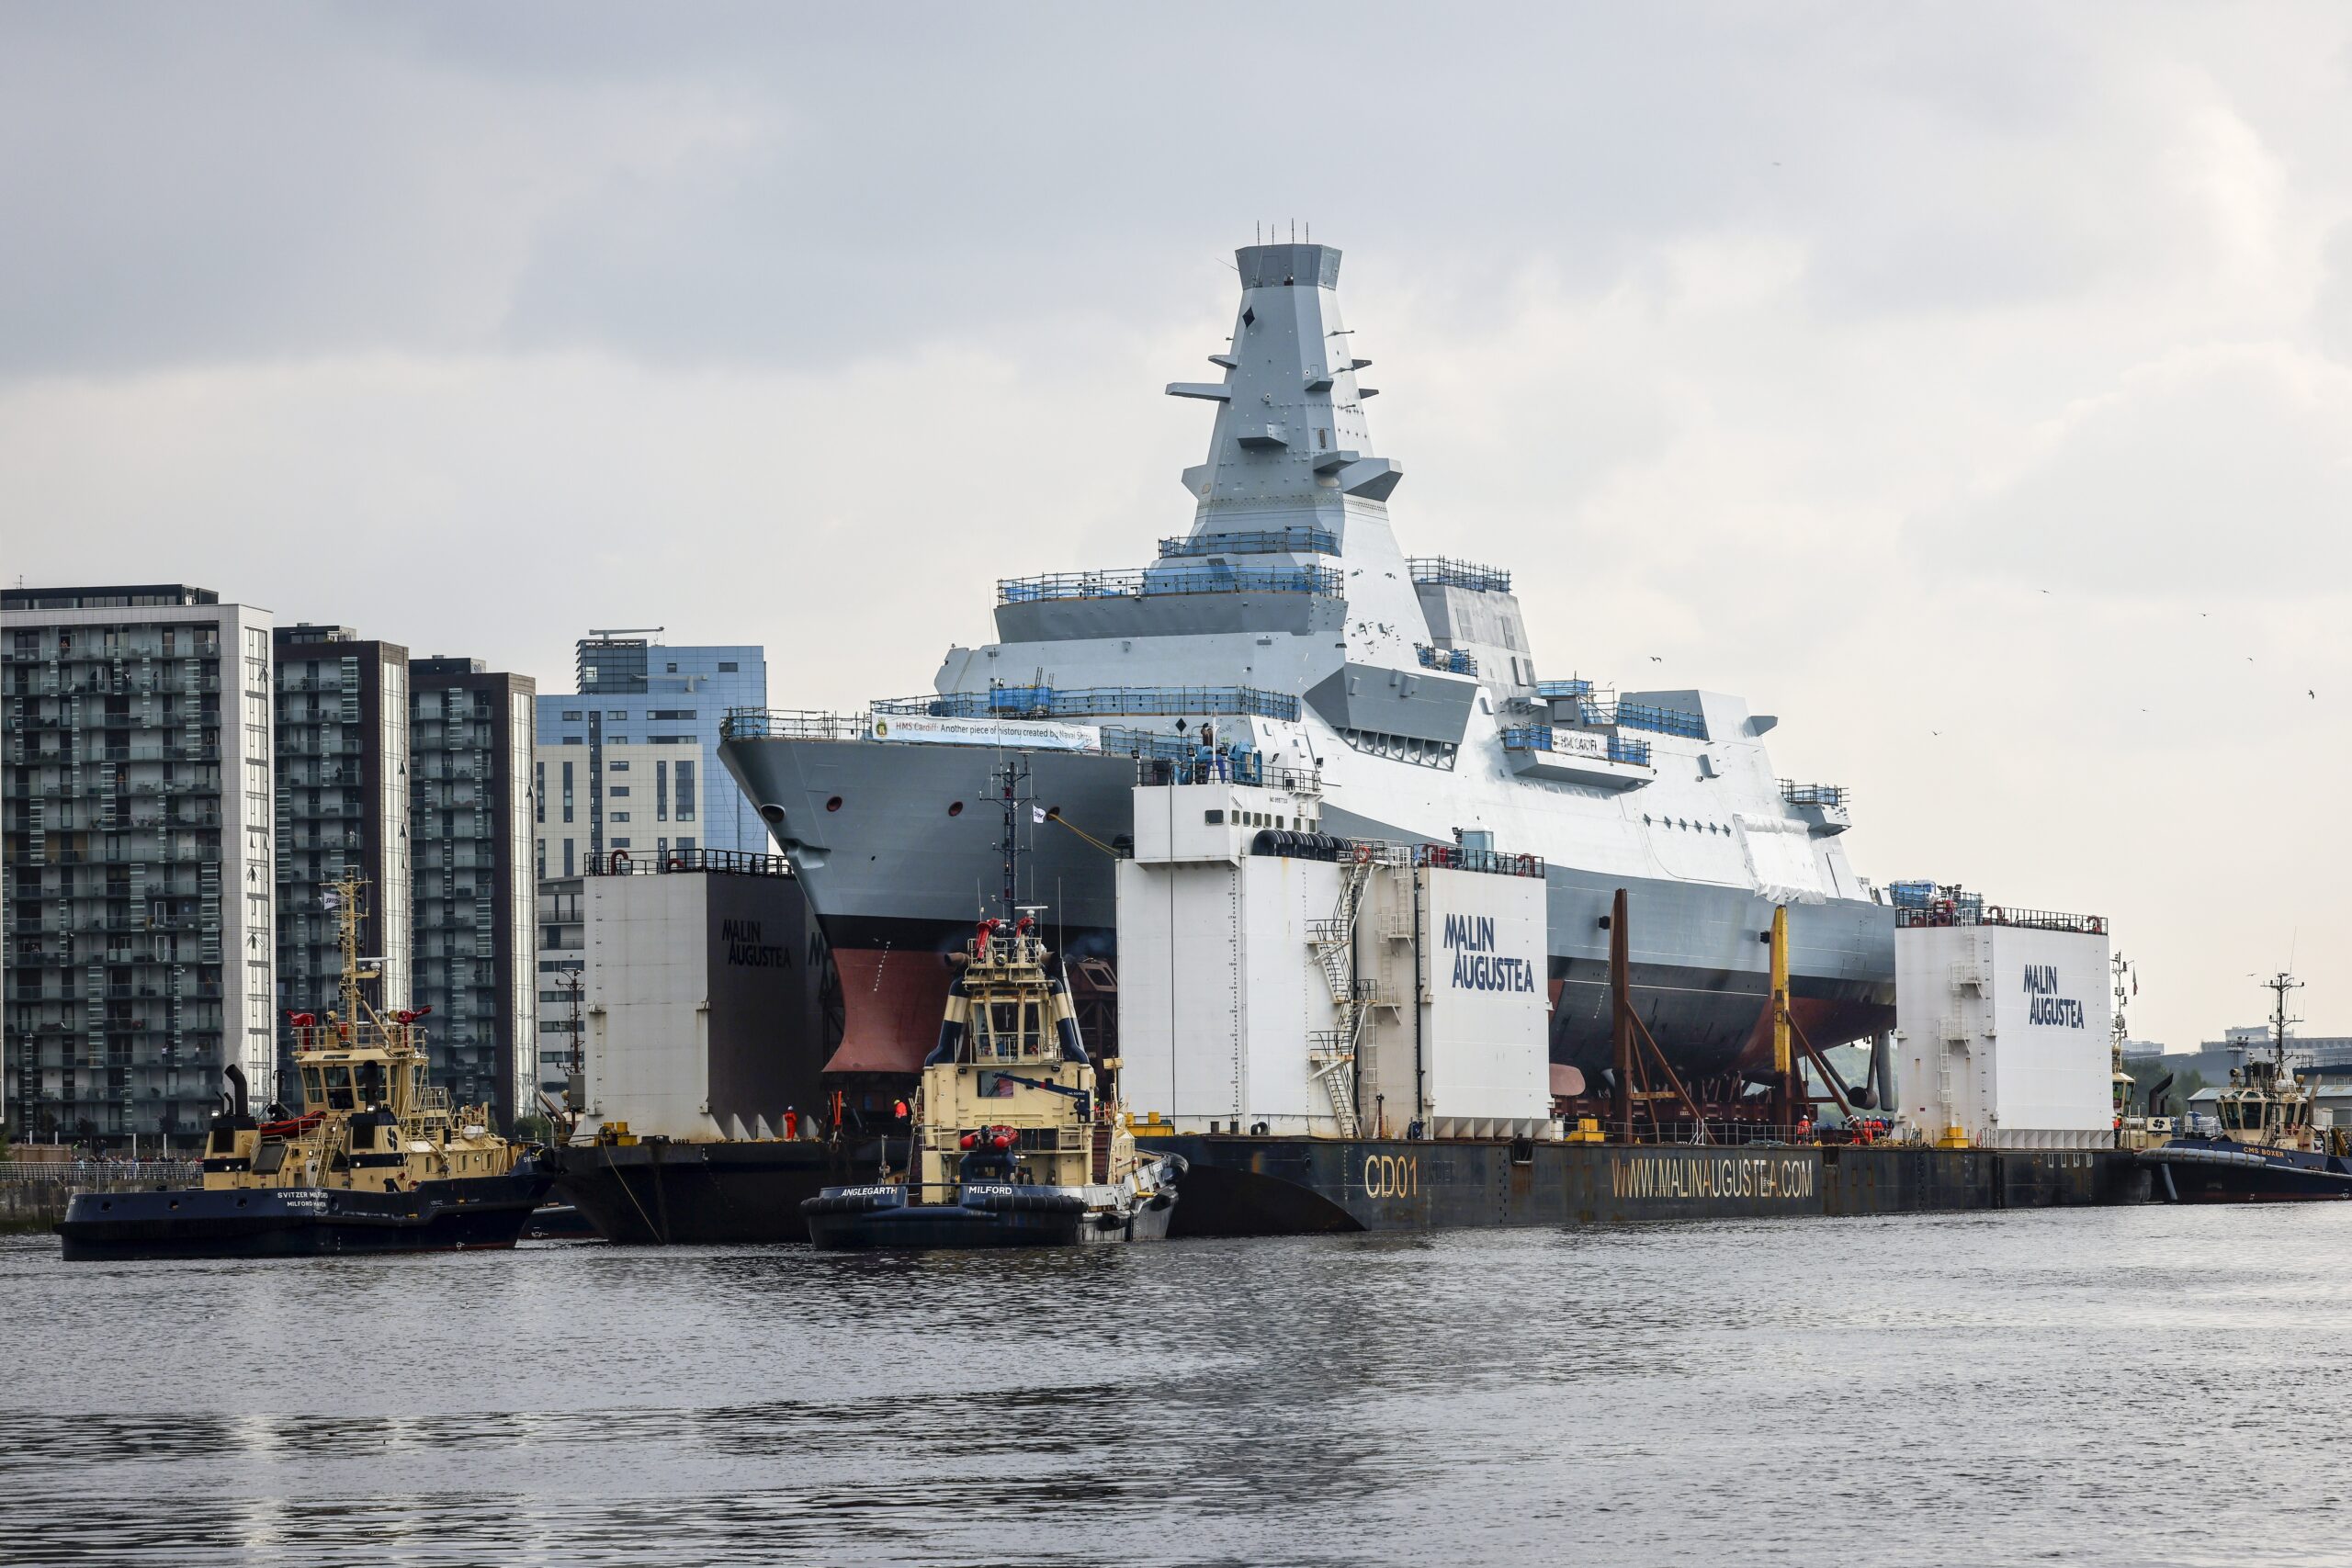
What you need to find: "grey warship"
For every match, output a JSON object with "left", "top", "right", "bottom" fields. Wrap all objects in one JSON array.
[{"left": 720, "top": 240, "right": 1894, "bottom": 1103}]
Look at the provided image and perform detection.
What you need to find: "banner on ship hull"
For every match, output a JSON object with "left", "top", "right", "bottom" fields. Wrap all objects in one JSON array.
[{"left": 871, "top": 716, "right": 1102, "bottom": 751}]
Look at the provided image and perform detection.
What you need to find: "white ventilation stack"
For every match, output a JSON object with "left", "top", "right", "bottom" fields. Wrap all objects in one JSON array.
[
  {"left": 1892, "top": 896, "right": 2112, "bottom": 1149},
  {"left": 1116, "top": 779, "right": 1550, "bottom": 1140}
]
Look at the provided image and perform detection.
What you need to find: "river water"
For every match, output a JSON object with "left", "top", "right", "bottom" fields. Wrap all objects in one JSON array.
[{"left": 5, "top": 1204, "right": 2348, "bottom": 1567}]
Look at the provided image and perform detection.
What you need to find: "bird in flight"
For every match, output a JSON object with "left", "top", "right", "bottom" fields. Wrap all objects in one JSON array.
[{"left": 1647, "top": 655, "right": 1663, "bottom": 662}]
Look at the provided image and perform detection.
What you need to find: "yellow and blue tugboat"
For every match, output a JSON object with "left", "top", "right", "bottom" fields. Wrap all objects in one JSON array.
[
  {"left": 803, "top": 909, "right": 1182, "bottom": 1249},
  {"left": 2145, "top": 971, "right": 2352, "bottom": 1203},
  {"left": 59, "top": 875, "right": 551, "bottom": 1260}
]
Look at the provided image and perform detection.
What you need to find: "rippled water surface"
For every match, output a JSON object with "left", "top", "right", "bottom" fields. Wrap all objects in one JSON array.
[{"left": 6, "top": 1205, "right": 2350, "bottom": 1567}]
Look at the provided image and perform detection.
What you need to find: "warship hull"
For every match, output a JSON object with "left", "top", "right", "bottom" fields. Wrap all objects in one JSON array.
[
  {"left": 56, "top": 1165, "right": 553, "bottom": 1261},
  {"left": 719, "top": 236, "right": 1899, "bottom": 1095},
  {"left": 1144, "top": 1134, "right": 2152, "bottom": 1234},
  {"left": 723, "top": 734, "right": 1894, "bottom": 1081}
]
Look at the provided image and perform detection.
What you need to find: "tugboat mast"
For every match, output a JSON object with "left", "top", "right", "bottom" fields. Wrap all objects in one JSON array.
[
  {"left": 2264, "top": 969, "right": 2304, "bottom": 1072},
  {"left": 992, "top": 752, "right": 1033, "bottom": 920}
]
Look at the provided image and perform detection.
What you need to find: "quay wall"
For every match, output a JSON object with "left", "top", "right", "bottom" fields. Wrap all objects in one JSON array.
[{"left": 0, "top": 1162, "right": 198, "bottom": 1234}]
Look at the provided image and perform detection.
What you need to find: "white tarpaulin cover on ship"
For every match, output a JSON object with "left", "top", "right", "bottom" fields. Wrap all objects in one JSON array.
[
  {"left": 1734, "top": 815, "right": 1828, "bottom": 905},
  {"left": 869, "top": 716, "right": 1102, "bottom": 750}
]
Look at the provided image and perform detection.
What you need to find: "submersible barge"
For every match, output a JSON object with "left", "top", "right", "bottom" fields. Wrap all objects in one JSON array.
[{"left": 1144, "top": 1134, "right": 2143, "bottom": 1233}]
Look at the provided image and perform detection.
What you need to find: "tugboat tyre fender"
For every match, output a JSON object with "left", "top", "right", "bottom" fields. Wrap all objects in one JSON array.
[
  {"left": 960, "top": 1189, "right": 1086, "bottom": 1215},
  {"left": 801, "top": 1190, "right": 903, "bottom": 1216}
]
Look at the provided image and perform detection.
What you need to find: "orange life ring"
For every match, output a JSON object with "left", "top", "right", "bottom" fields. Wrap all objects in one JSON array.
[
  {"left": 1352, "top": 841, "right": 1374, "bottom": 865},
  {"left": 1985, "top": 906, "right": 2004, "bottom": 922},
  {"left": 610, "top": 850, "right": 630, "bottom": 871}
]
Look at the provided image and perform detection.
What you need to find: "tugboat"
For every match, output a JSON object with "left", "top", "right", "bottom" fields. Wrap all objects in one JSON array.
[
  {"left": 2144, "top": 971, "right": 2352, "bottom": 1203},
  {"left": 59, "top": 875, "right": 552, "bottom": 1260},
  {"left": 802, "top": 756, "right": 1182, "bottom": 1248}
]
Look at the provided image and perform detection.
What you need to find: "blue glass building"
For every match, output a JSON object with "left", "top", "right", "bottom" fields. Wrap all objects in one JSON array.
[{"left": 533, "top": 635, "right": 768, "bottom": 877}]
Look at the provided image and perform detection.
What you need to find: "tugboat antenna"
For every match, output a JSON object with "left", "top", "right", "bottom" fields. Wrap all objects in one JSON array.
[{"left": 2266, "top": 969, "right": 2304, "bottom": 1069}]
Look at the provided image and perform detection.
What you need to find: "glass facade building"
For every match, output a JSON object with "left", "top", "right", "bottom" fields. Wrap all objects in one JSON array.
[
  {"left": 3, "top": 585, "right": 278, "bottom": 1151},
  {"left": 533, "top": 637, "right": 768, "bottom": 868}
]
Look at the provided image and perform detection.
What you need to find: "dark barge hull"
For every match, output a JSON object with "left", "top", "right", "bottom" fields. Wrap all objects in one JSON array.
[
  {"left": 2143, "top": 1142, "right": 2352, "bottom": 1203},
  {"left": 1142, "top": 1135, "right": 2154, "bottom": 1235},
  {"left": 547, "top": 1137, "right": 904, "bottom": 1244},
  {"left": 57, "top": 1166, "right": 554, "bottom": 1261}
]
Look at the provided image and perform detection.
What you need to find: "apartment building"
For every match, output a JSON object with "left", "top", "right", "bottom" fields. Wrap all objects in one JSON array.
[{"left": 2, "top": 585, "right": 276, "bottom": 1149}]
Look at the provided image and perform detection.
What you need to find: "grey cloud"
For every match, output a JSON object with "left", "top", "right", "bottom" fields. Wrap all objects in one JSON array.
[
  {"left": 0, "top": 2, "right": 2201, "bottom": 377},
  {"left": 1910, "top": 346, "right": 2352, "bottom": 599},
  {"left": 6, "top": 0, "right": 2352, "bottom": 1055}
]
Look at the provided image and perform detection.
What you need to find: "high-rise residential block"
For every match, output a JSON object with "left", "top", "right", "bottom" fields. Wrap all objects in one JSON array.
[
  {"left": 271, "top": 625, "right": 411, "bottom": 1093},
  {"left": 2, "top": 585, "right": 276, "bottom": 1150},
  {"left": 409, "top": 656, "right": 535, "bottom": 1127}
]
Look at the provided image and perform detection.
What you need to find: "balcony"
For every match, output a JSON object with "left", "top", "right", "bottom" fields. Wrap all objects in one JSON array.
[
  {"left": 1408, "top": 558, "right": 1511, "bottom": 593},
  {"left": 1498, "top": 725, "right": 1652, "bottom": 789},
  {"left": 1157, "top": 525, "right": 1339, "bottom": 558},
  {"left": 997, "top": 563, "right": 1344, "bottom": 604},
  {"left": 876, "top": 685, "right": 1302, "bottom": 724},
  {"left": 1780, "top": 780, "right": 1850, "bottom": 836},
  {"left": 1568, "top": 699, "right": 1707, "bottom": 741}
]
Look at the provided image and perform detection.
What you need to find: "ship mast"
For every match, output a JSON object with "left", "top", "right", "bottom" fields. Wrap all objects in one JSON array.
[
  {"left": 332, "top": 873, "right": 370, "bottom": 1028},
  {"left": 2109, "top": 949, "right": 2132, "bottom": 1122},
  {"left": 991, "top": 752, "right": 1033, "bottom": 921},
  {"left": 2264, "top": 969, "right": 2303, "bottom": 1073}
]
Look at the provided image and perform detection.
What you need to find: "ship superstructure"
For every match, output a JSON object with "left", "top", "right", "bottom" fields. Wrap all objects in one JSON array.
[{"left": 722, "top": 241, "right": 1894, "bottom": 1101}]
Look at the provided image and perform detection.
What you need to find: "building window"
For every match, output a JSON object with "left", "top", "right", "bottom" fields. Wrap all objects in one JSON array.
[
  {"left": 561, "top": 761, "right": 574, "bottom": 824},
  {"left": 608, "top": 786, "right": 629, "bottom": 797},
  {"left": 611, "top": 838, "right": 631, "bottom": 850},
  {"left": 611, "top": 811, "right": 629, "bottom": 822},
  {"left": 665, "top": 662, "right": 678, "bottom": 674},
  {"left": 608, "top": 761, "right": 629, "bottom": 772},
  {"left": 536, "top": 839, "right": 546, "bottom": 879},
  {"left": 561, "top": 710, "right": 582, "bottom": 721},
  {"left": 678, "top": 837, "right": 695, "bottom": 854},
  {"left": 656, "top": 760, "right": 669, "bottom": 820},
  {"left": 718, "top": 662, "right": 737, "bottom": 672},
  {"left": 676, "top": 760, "right": 695, "bottom": 822},
  {"left": 534, "top": 761, "right": 545, "bottom": 824},
  {"left": 606, "top": 710, "right": 627, "bottom": 720},
  {"left": 563, "top": 838, "right": 575, "bottom": 876}
]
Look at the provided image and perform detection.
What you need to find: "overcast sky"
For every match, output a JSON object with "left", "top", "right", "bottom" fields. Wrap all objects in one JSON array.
[{"left": 6, "top": 2, "right": 2346, "bottom": 1050}]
